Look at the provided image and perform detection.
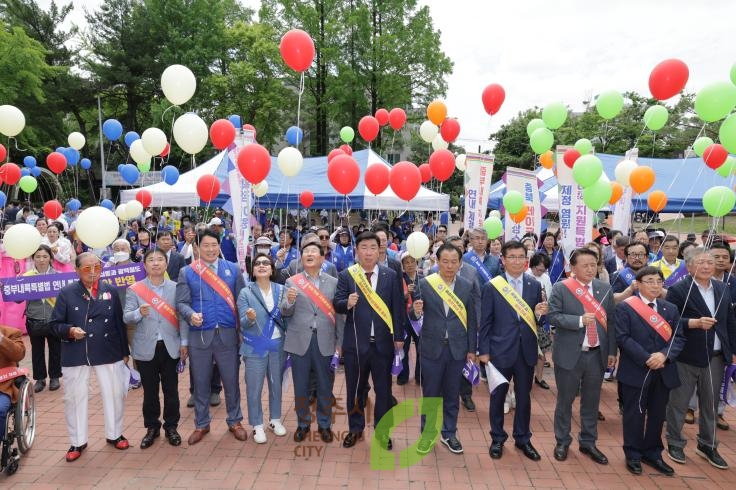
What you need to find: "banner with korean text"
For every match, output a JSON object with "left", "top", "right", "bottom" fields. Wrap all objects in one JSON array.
[
  {"left": 229, "top": 129, "right": 256, "bottom": 273},
  {"left": 463, "top": 153, "right": 495, "bottom": 231},
  {"left": 504, "top": 167, "right": 542, "bottom": 242},
  {"left": 555, "top": 146, "right": 592, "bottom": 259}
]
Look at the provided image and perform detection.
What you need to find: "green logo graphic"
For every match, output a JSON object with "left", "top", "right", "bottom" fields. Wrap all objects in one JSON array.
[{"left": 370, "top": 397, "right": 443, "bottom": 470}]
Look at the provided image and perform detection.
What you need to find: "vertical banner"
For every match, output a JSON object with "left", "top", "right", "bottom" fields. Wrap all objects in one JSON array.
[
  {"left": 230, "top": 129, "right": 256, "bottom": 273},
  {"left": 611, "top": 148, "right": 638, "bottom": 235},
  {"left": 555, "top": 146, "right": 592, "bottom": 259},
  {"left": 463, "top": 153, "right": 495, "bottom": 231},
  {"left": 503, "top": 167, "right": 541, "bottom": 242}
]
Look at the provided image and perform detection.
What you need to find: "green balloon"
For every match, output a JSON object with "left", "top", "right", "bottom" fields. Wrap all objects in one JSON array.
[
  {"left": 526, "top": 118, "right": 546, "bottom": 137},
  {"left": 483, "top": 216, "right": 503, "bottom": 239},
  {"left": 643, "top": 105, "right": 669, "bottom": 131},
  {"left": 19, "top": 175, "right": 37, "bottom": 193},
  {"left": 574, "top": 138, "right": 593, "bottom": 155},
  {"left": 694, "top": 81, "right": 736, "bottom": 122},
  {"left": 582, "top": 177, "right": 613, "bottom": 211},
  {"left": 702, "top": 186, "right": 736, "bottom": 217},
  {"left": 715, "top": 156, "right": 736, "bottom": 177},
  {"left": 542, "top": 102, "right": 567, "bottom": 130},
  {"left": 731, "top": 63, "right": 736, "bottom": 86},
  {"left": 340, "top": 126, "right": 355, "bottom": 143},
  {"left": 503, "top": 190, "right": 525, "bottom": 214},
  {"left": 529, "top": 127, "right": 554, "bottom": 154},
  {"left": 719, "top": 113, "right": 736, "bottom": 154},
  {"left": 596, "top": 90, "right": 624, "bottom": 120},
  {"left": 573, "top": 154, "right": 603, "bottom": 188},
  {"left": 693, "top": 136, "right": 714, "bottom": 157},
  {"left": 137, "top": 161, "right": 151, "bottom": 173}
]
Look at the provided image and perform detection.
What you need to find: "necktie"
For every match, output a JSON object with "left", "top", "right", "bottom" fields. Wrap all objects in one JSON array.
[
  {"left": 365, "top": 271, "right": 373, "bottom": 282},
  {"left": 586, "top": 285, "right": 598, "bottom": 347},
  {"left": 648, "top": 302, "right": 656, "bottom": 312}
]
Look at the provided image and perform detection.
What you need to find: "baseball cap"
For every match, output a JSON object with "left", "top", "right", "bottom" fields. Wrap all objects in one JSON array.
[
  {"left": 207, "top": 217, "right": 223, "bottom": 227},
  {"left": 255, "top": 236, "right": 272, "bottom": 246},
  {"left": 648, "top": 230, "right": 665, "bottom": 239}
]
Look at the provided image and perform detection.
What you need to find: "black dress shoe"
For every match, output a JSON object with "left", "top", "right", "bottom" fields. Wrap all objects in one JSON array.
[
  {"left": 343, "top": 431, "right": 363, "bottom": 448},
  {"left": 397, "top": 377, "right": 408, "bottom": 386},
  {"left": 642, "top": 456, "right": 674, "bottom": 476},
  {"left": 516, "top": 442, "right": 541, "bottom": 461},
  {"left": 140, "top": 428, "right": 160, "bottom": 449},
  {"left": 579, "top": 445, "right": 608, "bottom": 465},
  {"left": 165, "top": 428, "right": 182, "bottom": 446},
  {"left": 534, "top": 377, "right": 550, "bottom": 390},
  {"left": 489, "top": 442, "right": 503, "bottom": 459},
  {"left": 294, "top": 426, "right": 310, "bottom": 442},
  {"left": 554, "top": 444, "right": 569, "bottom": 461},
  {"left": 461, "top": 395, "right": 476, "bottom": 412},
  {"left": 626, "top": 459, "right": 642, "bottom": 475},
  {"left": 318, "top": 426, "right": 333, "bottom": 443}
]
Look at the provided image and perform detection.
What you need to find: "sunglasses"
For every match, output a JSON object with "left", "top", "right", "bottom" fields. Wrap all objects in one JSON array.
[
  {"left": 318, "top": 235, "right": 330, "bottom": 239},
  {"left": 253, "top": 259, "right": 271, "bottom": 267},
  {"left": 79, "top": 264, "right": 102, "bottom": 273}
]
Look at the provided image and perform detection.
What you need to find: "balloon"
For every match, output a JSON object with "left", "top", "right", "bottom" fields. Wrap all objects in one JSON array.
[
  {"left": 0, "top": 105, "right": 25, "bottom": 137},
  {"left": 277, "top": 147, "right": 303, "bottom": 177},
  {"left": 80, "top": 158, "right": 91, "bottom": 170},
  {"left": 483, "top": 216, "right": 503, "bottom": 239},
  {"left": 3, "top": 223, "right": 41, "bottom": 259},
  {"left": 529, "top": 127, "right": 553, "bottom": 154},
  {"left": 563, "top": 149, "right": 580, "bottom": 168},
  {"left": 173, "top": 113, "right": 208, "bottom": 154},
  {"left": 732, "top": 63, "right": 736, "bottom": 86},
  {"left": 539, "top": 151, "right": 554, "bottom": 169},
  {"left": 46, "top": 152, "right": 66, "bottom": 174},
  {"left": 129, "top": 139, "right": 152, "bottom": 166},
  {"left": 609, "top": 182, "right": 624, "bottom": 204},
  {"left": 440, "top": 118, "right": 460, "bottom": 143},
  {"left": 43, "top": 200, "right": 63, "bottom": 220},
  {"left": 481, "top": 84, "right": 505, "bottom": 116},
  {"left": 100, "top": 199, "right": 114, "bottom": 211},
  {"left": 124, "top": 131, "right": 140, "bottom": 148},
  {"left": 285, "top": 126, "right": 304, "bottom": 146},
  {"left": 542, "top": 102, "right": 567, "bottom": 129},
  {"left": 138, "top": 162, "right": 151, "bottom": 173},
  {"left": 695, "top": 81, "right": 736, "bottom": 122},
  {"left": 648, "top": 59, "right": 689, "bottom": 101},
  {"left": 503, "top": 190, "right": 524, "bottom": 214},
  {"left": 67, "top": 198, "right": 81, "bottom": 211},
  {"left": 23, "top": 156, "right": 36, "bottom": 168},
  {"left": 582, "top": 178, "right": 613, "bottom": 211},
  {"left": 455, "top": 153, "right": 467, "bottom": 172},
  {"left": 161, "top": 64, "right": 197, "bottom": 105},
  {"left": 196, "top": 175, "right": 220, "bottom": 202},
  {"left": 406, "top": 231, "right": 430, "bottom": 259},
  {"left": 574, "top": 138, "right": 593, "bottom": 155},
  {"left": 0, "top": 163, "right": 21, "bottom": 185},
  {"left": 160, "top": 142, "right": 170, "bottom": 157},
  {"left": 693, "top": 136, "right": 714, "bottom": 157},
  {"left": 120, "top": 164, "right": 140, "bottom": 185},
  {"left": 358, "top": 116, "right": 379, "bottom": 142},
  {"left": 389, "top": 161, "right": 421, "bottom": 201},
  {"left": 339, "top": 144, "right": 353, "bottom": 156},
  {"left": 64, "top": 147, "right": 80, "bottom": 166},
  {"left": 388, "top": 108, "right": 406, "bottom": 131},
  {"left": 30, "top": 167, "right": 41, "bottom": 177},
  {"left": 68, "top": 132, "right": 85, "bottom": 150},
  {"left": 572, "top": 154, "right": 603, "bottom": 188},
  {"left": 18, "top": 175, "right": 37, "bottom": 193},
  {"left": 510, "top": 206, "right": 528, "bottom": 224},
  {"left": 21, "top": 168, "right": 30, "bottom": 177},
  {"left": 125, "top": 200, "right": 143, "bottom": 219},
  {"left": 141, "top": 127, "right": 168, "bottom": 155},
  {"left": 719, "top": 113, "right": 736, "bottom": 154},
  {"left": 703, "top": 186, "right": 736, "bottom": 217},
  {"left": 243, "top": 123, "right": 257, "bottom": 137},
  {"left": 76, "top": 207, "right": 119, "bottom": 248},
  {"left": 428, "top": 149, "right": 454, "bottom": 182},
  {"left": 279, "top": 29, "right": 315, "bottom": 72},
  {"left": 703, "top": 144, "right": 728, "bottom": 169},
  {"left": 135, "top": 189, "right": 152, "bottom": 208},
  {"left": 328, "top": 148, "right": 345, "bottom": 163},
  {"left": 431, "top": 134, "right": 448, "bottom": 151},
  {"left": 238, "top": 143, "right": 271, "bottom": 184},
  {"left": 595, "top": 90, "right": 624, "bottom": 119},
  {"left": 339, "top": 126, "right": 355, "bottom": 143},
  {"left": 299, "top": 191, "right": 314, "bottom": 208},
  {"left": 114, "top": 204, "right": 127, "bottom": 219},
  {"left": 209, "top": 119, "right": 236, "bottom": 150},
  {"left": 102, "top": 119, "right": 123, "bottom": 140},
  {"left": 327, "top": 154, "right": 360, "bottom": 195},
  {"left": 419, "top": 120, "right": 438, "bottom": 143},
  {"left": 526, "top": 118, "right": 545, "bottom": 137},
  {"left": 0, "top": 145, "right": 5, "bottom": 162},
  {"left": 364, "top": 164, "right": 390, "bottom": 195},
  {"left": 615, "top": 159, "right": 638, "bottom": 186},
  {"left": 629, "top": 166, "right": 655, "bottom": 194},
  {"left": 375, "top": 108, "right": 389, "bottom": 126},
  {"left": 647, "top": 190, "right": 668, "bottom": 212},
  {"left": 0, "top": 191, "right": 6, "bottom": 208},
  {"left": 715, "top": 157, "right": 736, "bottom": 178},
  {"left": 253, "top": 181, "right": 269, "bottom": 197},
  {"left": 426, "top": 100, "right": 447, "bottom": 125},
  {"left": 643, "top": 105, "right": 669, "bottom": 131},
  {"left": 419, "top": 163, "right": 432, "bottom": 183},
  {"left": 162, "top": 165, "right": 179, "bottom": 185}
]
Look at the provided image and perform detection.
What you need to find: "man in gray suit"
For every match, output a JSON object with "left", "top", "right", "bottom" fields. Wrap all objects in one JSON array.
[
  {"left": 279, "top": 232, "right": 338, "bottom": 284},
  {"left": 283, "top": 241, "right": 344, "bottom": 443},
  {"left": 548, "top": 247, "right": 617, "bottom": 464}
]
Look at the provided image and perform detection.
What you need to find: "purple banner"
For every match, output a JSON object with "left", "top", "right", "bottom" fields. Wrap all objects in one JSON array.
[{"left": 0, "top": 263, "right": 146, "bottom": 301}]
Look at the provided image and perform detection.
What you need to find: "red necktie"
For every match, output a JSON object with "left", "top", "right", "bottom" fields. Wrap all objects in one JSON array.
[{"left": 585, "top": 285, "right": 598, "bottom": 346}]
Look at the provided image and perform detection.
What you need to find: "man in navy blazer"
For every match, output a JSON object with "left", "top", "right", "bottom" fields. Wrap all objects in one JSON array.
[
  {"left": 334, "top": 231, "right": 404, "bottom": 450},
  {"left": 479, "top": 241, "right": 547, "bottom": 461},
  {"left": 616, "top": 266, "right": 685, "bottom": 476}
]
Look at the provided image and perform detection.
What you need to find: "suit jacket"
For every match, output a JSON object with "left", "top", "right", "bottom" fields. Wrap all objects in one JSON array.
[
  {"left": 282, "top": 272, "right": 345, "bottom": 356},
  {"left": 123, "top": 278, "right": 181, "bottom": 361},
  {"left": 548, "top": 278, "right": 617, "bottom": 370},
  {"left": 0, "top": 325, "right": 25, "bottom": 403},
  {"left": 166, "top": 251, "right": 187, "bottom": 282},
  {"left": 604, "top": 256, "right": 619, "bottom": 275},
  {"left": 479, "top": 273, "right": 542, "bottom": 368},
  {"left": 237, "top": 281, "right": 289, "bottom": 357},
  {"left": 615, "top": 297, "right": 685, "bottom": 389},
  {"left": 458, "top": 263, "right": 481, "bottom": 328},
  {"left": 609, "top": 269, "right": 636, "bottom": 293}
]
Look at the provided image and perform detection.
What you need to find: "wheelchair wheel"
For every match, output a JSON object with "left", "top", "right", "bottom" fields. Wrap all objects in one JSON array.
[{"left": 15, "top": 379, "right": 35, "bottom": 454}]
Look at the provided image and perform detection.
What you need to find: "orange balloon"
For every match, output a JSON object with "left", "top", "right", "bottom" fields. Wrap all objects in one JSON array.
[
  {"left": 427, "top": 100, "right": 448, "bottom": 126},
  {"left": 510, "top": 206, "right": 528, "bottom": 224},
  {"left": 648, "top": 190, "right": 667, "bottom": 212},
  {"left": 629, "top": 166, "right": 656, "bottom": 194},
  {"left": 539, "top": 150, "right": 554, "bottom": 169},
  {"left": 609, "top": 182, "right": 623, "bottom": 204}
]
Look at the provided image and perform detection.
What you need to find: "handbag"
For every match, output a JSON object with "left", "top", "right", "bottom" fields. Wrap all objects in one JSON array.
[{"left": 536, "top": 322, "right": 552, "bottom": 351}]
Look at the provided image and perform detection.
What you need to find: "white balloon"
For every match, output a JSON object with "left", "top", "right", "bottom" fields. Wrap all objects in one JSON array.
[
  {"left": 173, "top": 113, "right": 208, "bottom": 154},
  {"left": 614, "top": 159, "right": 638, "bottom": 186},
  {"left": 0, "top": 105, "right": 26, "bottom": 137},
  {"left": 419, "top": 120, "right": 438, "bottom": 143},
  {"left": 489, "top": 210, "right": 501, "bottom": 219},
  {"left": 253, "top": 181, "right": 269, "bottom": 197},
  {"left": 3, "top": 223, "right": 41, "bottom": 259},
  {"left": 129, "top": 139, "right": 152, "bottom": 166},
  {"left": 161, "top": 64, "right": 197, "bottom": 106},
  {"left": 114, "top": 204, "right": 128, "bottom": 219},
  {"left": 76, "top": 206, "right": 120, "bottom": 248},
  {"left": 141, "top": 127, "right": 168, "bottom": 156},
  {"left": 432, "top": 133, "right": 448, "bottom": 151},
  {"left": 125, "top": 200, "right": 144, "bottom": 220},
  {"left": 68, "top": 132, "right": 86, "bottom": 150},
  {"left": 277, "top": 147, "right": 303, "bottom": 177},
  {"left": 406, "top": 231, "right": 430, "bottom": 259},
  {"left": 455, "top": 153, "right": 467, "bottom": 172}
]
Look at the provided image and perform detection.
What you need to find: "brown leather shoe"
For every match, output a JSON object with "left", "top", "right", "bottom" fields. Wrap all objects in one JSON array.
[
  {"left": 187, "top": 426, "right": 210, "bottom": 445},
  {"left": 229, "top": 422, "right": 248, "bottom": 441}
]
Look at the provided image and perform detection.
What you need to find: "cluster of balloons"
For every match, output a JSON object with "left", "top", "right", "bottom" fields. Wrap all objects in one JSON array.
[
  {"left": 418, "top": 100, "right": 456, "bottom": 152},
  {"left": 527, "top": 102, "right": 568, "bottom": 156}
]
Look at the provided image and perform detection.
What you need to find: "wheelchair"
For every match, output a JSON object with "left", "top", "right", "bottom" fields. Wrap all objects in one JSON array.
[{"left": 0, "top": 374, "right": 36, "bottom": 476}]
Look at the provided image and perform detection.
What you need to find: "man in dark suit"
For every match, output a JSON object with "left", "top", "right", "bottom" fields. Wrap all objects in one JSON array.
[
  {"left": 156, "top": 230, "right": 186, "bottom": 281},
  {"left": 604, "top": 235, "right": 629, "bottom": 275},
  {"left": 479, "top": 240, "right": 547, "bottom": 461},
  {"left": 616, "top": 266, "right": 686, "bottom": 476},
  {"left": 333, "top": 231, "right": 404, "bottom": 450},
  {"left": 548, "top": 247, "right": 617, "bottom": 464},
  {"left": 665, "top": 247, "right": 736, "bottom": 469}
]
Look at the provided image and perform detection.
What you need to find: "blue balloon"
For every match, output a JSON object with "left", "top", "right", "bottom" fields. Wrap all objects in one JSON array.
[
  {"left": 67, "top": 198, "right": 81, "bottom": 211},
  {"left": 285, "top": 126, "right": 304, "bottom": 145},
  {"left": 161, "top": 165, "right": 180, "bottom": 185},
  {"left": 124, "top": 131, "right": 140, "bottom": 148},
  {"left": 117, "top": 164, "right": 125, "bottom": 173},
  {"left": 65, "top": 147, "right": 80, "bottom": 166},
  {"left": 120, "top": 164, "right": 140, "bottom": 185},
  {"left": 0, "top": 191, "right": 6, "bottom": 208},
  {"left": 55, "top": 146, "right": 65, "bottom": 153},
  {"left": 80, "top": 158, "right": 92, "bottom": 170},
  {"left": 21, "top": 168, "right": 30, "bottom": 177},
  {"left": 30, "top": 167, "right": 41, "bottom": 177},
  {"left": 228, "top": 115, "right": 242, "bottom": 129},
  {"left": 100, "top": 199, "right": 114, "bottom": 211},
  {"left": 103, "top": 119, "right": 123, "bottom": 140},
  {"left": 23, "top": 156, "right": 36, "bottom": 168}
]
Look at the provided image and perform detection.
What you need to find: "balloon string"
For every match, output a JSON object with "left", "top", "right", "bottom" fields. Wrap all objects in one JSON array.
[
  {"left": 11, "top": 136, "right": 27, "bottom": 154},
  {"left": 296, "top": 72, "right": 305, "bottom": 131}
]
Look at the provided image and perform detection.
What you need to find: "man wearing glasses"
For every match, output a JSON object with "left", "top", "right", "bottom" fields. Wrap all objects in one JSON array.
[
  {"left": 462, "top": 228, "right": 500, "bottom": 290},
  {"left": 611, "top": 242, "right": 655, "bottom": 304}
]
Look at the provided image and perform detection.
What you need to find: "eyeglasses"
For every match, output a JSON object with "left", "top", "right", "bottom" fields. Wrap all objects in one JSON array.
[
  {"left": 79, "top": 264, "right": 102, "bottom": 273},
  {"left": 640, "top": 279, "right": 664, "bottom": 285},
  {"left": 627, "top": 253, "right": 647, "bottom": 258},
  {"left": 318, "top": 235, "right": 330, "bottom": 239},
  {"left": 504, "top": 256, "right": 527, "bottom": 262},
  {"left": 253, "top": 259, "right": 271, "bottom": 267}
]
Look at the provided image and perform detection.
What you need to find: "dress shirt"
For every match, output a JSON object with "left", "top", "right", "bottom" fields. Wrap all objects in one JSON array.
[
  {"left": 362, "top": 264, "right": 379, "bottom": 336},
  {"left": 696, "top": 279, "right": 720, "bottom": 351}
]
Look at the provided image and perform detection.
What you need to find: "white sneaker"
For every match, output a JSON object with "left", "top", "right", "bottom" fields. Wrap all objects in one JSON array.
[
  {"left": 253, "top": 425, "right": 267, "bottom": 444},
  {"left": 509, "top": 392, "right": 516, "bottom": 410},
  {"left": 503, "top": 401, "right": 510, "bottom": 414},
  {"left": 269, "top": 419, "right": 287, "bottom": 437}
]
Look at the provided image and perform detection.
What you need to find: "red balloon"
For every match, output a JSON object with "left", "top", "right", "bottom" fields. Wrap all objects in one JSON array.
[
  {"left": 327, "top": 155, "right": 360, "bottom": 195},
  {"left": 0, "top": 163, "right": 21, "bottom": 185},
  {"left": 419, "top": 163, "right": 432, "bottom": 183},
  {"left": 388, "top": 108, "right": 407, "bottom": 131},
  {"left": 243, "top": 123, "right": 257, "bottom": 139},
  {"left": 364, "top": 164, "right": 390, "bottom": 195},
  {"left": 160, "top": 142, "right": 170, "bottom": 157},
  {"left": 703, "top": 144, "right": 728, "bottom": 169},
  {"left": 563, "top": 149, "right": 581, "bottom": 168},
  {"left": 339, "top": 144, "right": 353, "bottom": 156},
  {"left": 46, "top": 151, "right": 67, "bottom": 174},
  {"left": 439, "top": 118, "right": 460, "bottom": 143},
  {"left": 389, "top": 161, "right": 421, "bottom": 201},
  {"left": 428, "top": 149, "right": 455, "bottom": 182},
  {"left": 328, "top": 148, "right": 345, "bottom": 163},
  {"left": 135, "top": 189, "right": 152, "bottom": 208},
  {"left": 299, "top": 190, "right": 314, "bottom": 208},
  {"left": 210, "top": 119, "right": 236, "bottom": 150},
  {"left": 0, "top": 144, "right": 6, "bottom": 162},
  {"left": 358, "top": 116, "right": 380, "bottom": 142},
  {"left": 237, "top": 143, "right": 271, "bottom": 184},
  {"left": 375, "top": 108, "right": 389, "bottom": 126},
  {"left": 648, "top": 59, "right": 689, "bottom": 101},
  {"left": 482, "top": 84, "right": 506, "bottom": 115},
  {"left": 197, "top": 175, "right": 221, "bottom": 203},
  {"left": 43, "top": 200, "right": 63, "bottom": 220},
  {"left": 279, "top": 29, "right": 315, "bottom": 72}
]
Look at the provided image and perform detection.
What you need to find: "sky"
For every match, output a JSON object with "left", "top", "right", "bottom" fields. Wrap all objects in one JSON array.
[{"left": 40, "top": 0, "right": 736, "bottom": 153}]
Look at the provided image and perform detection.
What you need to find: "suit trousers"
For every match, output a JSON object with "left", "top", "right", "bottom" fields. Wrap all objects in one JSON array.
[
  {"left": 292, "top": 333, "right": 333, "bottom": 429},
  {"left": 137, "top": 341, "right": 180, "bottom": 430},
  {"left": 344, "top": 343, "right": 392, "bottom": 434},
  {"left": 244, "top": 346, "right": 284, "bottom": 427},
  {"left": 420, "top": 344, "right": 464, "bottom": 439},
  {"left": 554, "top": 350, "right": 604, "bottom": 447},
  {"left": 29, "top": 331, "right": 61, "bottom": 380},
  {"left": 62, "top": 360, "right": 127, "bottom": 446},
  {"left": 188, "top": 362, "right": 222, "bottom": 395},
  {"left": 621, "top": 374, "right": 669, "bottom": 461},
  {"left": 490, "top": 352, "right": 534, "bottom": 445}
]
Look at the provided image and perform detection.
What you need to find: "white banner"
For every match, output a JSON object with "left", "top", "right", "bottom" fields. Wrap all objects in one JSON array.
[
  {"left": 555, "top": 146, "right": 592, "bottom": 259},
  {"left": 611, "top": 148, "right": 638, "bottom": 236},
  {"left": 230, "top": 129, "right": 256, "bottom": 273},
  {"left": 463, "top": 153, "right": 495, "bottom": 231},
  {"left": 504, "top": 167, "right": 541, "bottom": 242}
]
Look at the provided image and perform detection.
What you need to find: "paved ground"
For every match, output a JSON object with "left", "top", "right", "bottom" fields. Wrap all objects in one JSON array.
[{"left": 5, "top": 335, "right": 735, "bottom": 489}]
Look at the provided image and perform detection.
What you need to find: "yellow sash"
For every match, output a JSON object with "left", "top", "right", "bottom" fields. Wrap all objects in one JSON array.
[
  {"left": 425, "top": 273, "right": 467, "bottom": 330},
  {"left": 490, "top": 276, "right": 537, "bottom": 337},
  {"left": 348, "top": 264, "right": 393, "bottom": 334}
]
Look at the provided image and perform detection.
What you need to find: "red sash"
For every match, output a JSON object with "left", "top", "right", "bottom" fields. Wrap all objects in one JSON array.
[
  {"left": 293, "top": 273, "right": 336, "bottom": 325},
  {"left": 562, "top": 278, "right": 608, "bottom": 330},
  {"left": 129, "top": 281, "right": 179, "bottom": 330},
  {"left": 623, "top": 296, "right": 672, "bottom": 342},
  {"left": 191, "top": 260, "right": 237, "bottom": 317},
  {"left": 0, "top": 366, "right": 29, "bottom": 383}
]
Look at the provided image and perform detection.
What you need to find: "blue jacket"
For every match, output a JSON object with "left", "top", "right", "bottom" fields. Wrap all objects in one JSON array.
[
  {"left": 331, "top": 244, "right": 355, "bottom": 272},
  {"left": 237, "top": 281, "right": 288, "bottom": 358},
  {"left": 220, "top": 233, "right": 237, "bottom": 262},
  {"left": 462, "top": 251, "right": 500, "bottom": 289},
  {"left": 176, "top": 259, "right": 245, "bottom": 331}
]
